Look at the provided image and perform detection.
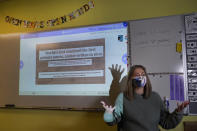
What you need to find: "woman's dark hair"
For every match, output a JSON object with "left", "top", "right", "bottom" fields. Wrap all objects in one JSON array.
[{"left": 124, "top": 65, "right": 152, "bottom": 100}]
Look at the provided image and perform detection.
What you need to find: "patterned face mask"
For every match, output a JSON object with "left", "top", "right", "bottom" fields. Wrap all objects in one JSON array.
[{"left": 132, "top": 76, "right": 147, "bottom": 87}]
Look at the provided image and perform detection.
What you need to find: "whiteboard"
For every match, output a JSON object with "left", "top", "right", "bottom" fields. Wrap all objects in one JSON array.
[
  {"left": 0, "top": 22, "right": 129, "bottom": 110},
  {"left": 0, "top": 34, "right": 111, "bottom": 109},
  {"left": 128, "top": 15, "right": 188, "bottom": 113},
  {"left": 129, "top": 15, "right": 184, "bottom": 73},
  {"left": 149, "top": 74, "right": 183, "bottom": 113}
]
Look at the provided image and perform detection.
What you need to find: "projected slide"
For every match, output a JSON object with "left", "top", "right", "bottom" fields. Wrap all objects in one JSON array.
[
  {"left": 36, "top": 39, "right": 105, "bottom": 84},
  {"left": 19, "top": 22, "right": 128, "bottom": 96}
]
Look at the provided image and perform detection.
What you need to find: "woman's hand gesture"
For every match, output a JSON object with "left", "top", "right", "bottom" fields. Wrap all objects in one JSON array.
[
  {"left": 109, "top": 64, "right": 125, "bottom": 82},
  {"left": 176, "top": 101, "right": 190, "bottom": 112},
  {"left": 100, "top": 101, "right": 115, "bottom": 114}
]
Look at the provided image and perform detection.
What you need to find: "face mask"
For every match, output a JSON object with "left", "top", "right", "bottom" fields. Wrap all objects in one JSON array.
[{"left": 132, "top": 76, "right": 147, "bottom": 87}]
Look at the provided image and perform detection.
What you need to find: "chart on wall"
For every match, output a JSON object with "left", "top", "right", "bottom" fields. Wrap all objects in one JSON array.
[{"left": 184, "top": 13, "right": 197, "bottom": 115}]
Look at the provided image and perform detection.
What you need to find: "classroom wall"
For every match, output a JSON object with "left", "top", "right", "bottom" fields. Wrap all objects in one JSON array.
[
  {"left": 0, "top": 109, "right": 116, "bottom": 131},
  {"left": 0, "top": 0, "right": 197, "bottom": 131},
  {"left": 0, "top": 109, "right": 197, "bottom": 131},
  {"left": 0, "top": 0, "right": 197, "bottom": 34}
]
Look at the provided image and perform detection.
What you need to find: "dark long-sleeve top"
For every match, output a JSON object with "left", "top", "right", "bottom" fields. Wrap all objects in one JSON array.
[{"left": 103, "top": 91, "right": 183, "bottom": 131}]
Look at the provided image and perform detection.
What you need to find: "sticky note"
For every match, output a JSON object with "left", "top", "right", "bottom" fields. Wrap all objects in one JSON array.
[{"left": 176, "top": 42, "right": 182, "bottom": 53}]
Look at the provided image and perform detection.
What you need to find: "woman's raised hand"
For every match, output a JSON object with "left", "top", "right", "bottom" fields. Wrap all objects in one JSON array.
[{"left": 108, "top": 64, "right": 125, "bottom": 82}]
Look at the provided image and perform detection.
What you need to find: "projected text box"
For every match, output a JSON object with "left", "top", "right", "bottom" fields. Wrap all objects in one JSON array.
[{"left": 36, "top": 39, "right": 105, "bottom": 84}]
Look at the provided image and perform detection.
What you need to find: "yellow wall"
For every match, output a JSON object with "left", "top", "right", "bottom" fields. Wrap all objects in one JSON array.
[
  {"left": 0, "top": 0, "right": 197, "bottom": 34},
  {"left": 0, "top": 109, "right": 115, "bottom": 131},
  {"left": 0, "top": 0, "right": 197, "bottom": 131},
  {"left": 0, "top": 108, "right": 197, "bottom": 131}
]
